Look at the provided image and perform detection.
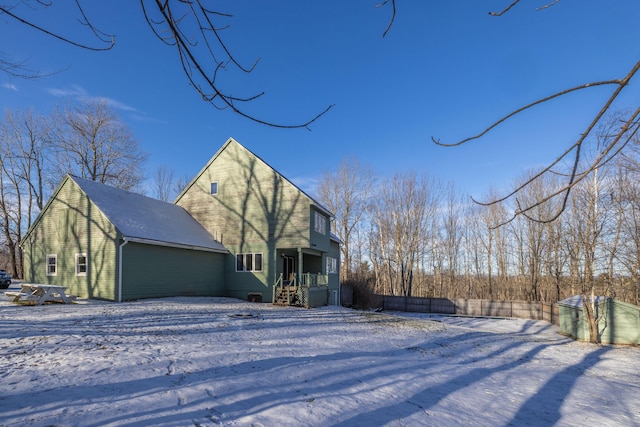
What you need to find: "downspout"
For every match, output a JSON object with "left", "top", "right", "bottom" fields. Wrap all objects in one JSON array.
[{"left": 118, "top": 238, "right": 129, "bottom": 302}]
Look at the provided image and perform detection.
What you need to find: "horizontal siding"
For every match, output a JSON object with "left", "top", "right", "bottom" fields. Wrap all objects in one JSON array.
[
  {"left": 307, "top": 286, "right": 329, "bottom": 308},
  {"left": 122, "top": 242, "right": 224, "bottom": 300},
  {"left": 177, "top": 140, "right": 312, "bottom": 251},
  {"left": 326, "top": 240, "right": 341, "bottom": 295},
  {"left": 222, "top": 247, "right": 272, "bottom": 302},
  {"left": 23, "top": 178, "right": 118, "bottom": 300},
  {"left": 561, "top": 300, "right": 640, "bottom": 344}
]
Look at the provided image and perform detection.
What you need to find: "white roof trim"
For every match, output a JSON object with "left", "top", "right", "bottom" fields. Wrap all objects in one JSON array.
[{"left": 124, "top": 237, "right": 228, "bottom": 254}]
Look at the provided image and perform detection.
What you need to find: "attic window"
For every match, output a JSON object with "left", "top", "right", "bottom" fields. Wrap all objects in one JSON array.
[{"left": 210, "top": 182, "right": 218, "bottom": 195}]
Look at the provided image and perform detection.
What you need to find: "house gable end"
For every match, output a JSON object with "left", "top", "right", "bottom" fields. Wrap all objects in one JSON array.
[
  {"left": 176, "top": 137, "right": 323, "bottom": 250},
  {"left": 22, "top": 175, "right": 121, "bottom": 299},
  {"left": 23, "top": 175, "right": 120, "bottom": 246},
  {"left": 176, "top": 138, "right": 333, "bottom": 217}
]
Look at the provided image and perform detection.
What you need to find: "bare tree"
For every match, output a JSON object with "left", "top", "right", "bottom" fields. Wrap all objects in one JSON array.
[
  {"left": 439, "top": 183, "right": 464, "bottom": 297},
  {"left": 0, "top": 109, "right": 51, "bottom": 277},
  {"left": 476, "top": 190, "right": 510, "bottom": 299},
  {"left": 152, "top": 164, "right": 176, "bottom": 202},
  {"left": 369, "top": 172, "right": 441, "bottom": 297},
  {"left": 512, "top": 172, "right": 563, "bottom": 301},
  {"left": 545, "top": 209, "right": 569, "bottom": 302},
  {"left": 614, "top": 165, "right": 640, "bottom": 306},
  {"left": 51, "top": 99, "right": 148, "bottom": 190},
  {"left": 463, "top": 204, "right": 491, "bottom": 299},
  {"left": 568, "top": 183, "right": 605, "bottom": 344},
  {"left": 316, "top": 158, "right": 374, "bottom": 282},
  {"left": 0, "top": 156, "right": 20, "bottom": 276},
  {"left": 319, "top": 153, "right": 640, "bottom": 310},
  {"left": 173, "top": 173, "right": 194, "bottom": 199}
]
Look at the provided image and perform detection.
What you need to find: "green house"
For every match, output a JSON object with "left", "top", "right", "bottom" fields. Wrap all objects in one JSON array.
[
  {"left": 22, "top": 137, "right": 340, "bottom": 306},
  {"left": 175, "top": 138, "right": 341, "bottom": 306},
  {"left": 558, "top": 295, "right": 640, "bottom": 345},
  {"left": 22, "top": 175, "right": 227, "bottom": 301}
]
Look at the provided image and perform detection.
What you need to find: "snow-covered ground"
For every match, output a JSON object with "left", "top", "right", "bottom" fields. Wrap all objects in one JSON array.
[{"left": 1, "top": 291, "right": 638, "bottom": 427}]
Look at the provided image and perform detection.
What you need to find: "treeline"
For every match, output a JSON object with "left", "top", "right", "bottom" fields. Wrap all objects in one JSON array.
[
  {"left": 318, "top": 144, "right": 640, "bottom": 307},
  {"left": 0, "top": 100, "right": 147, "bottom": 278}
]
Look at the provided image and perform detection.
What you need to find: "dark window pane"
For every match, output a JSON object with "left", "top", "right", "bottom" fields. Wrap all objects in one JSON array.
[{"left": 254, "top": 253, "right": 263, "bottom": 272}]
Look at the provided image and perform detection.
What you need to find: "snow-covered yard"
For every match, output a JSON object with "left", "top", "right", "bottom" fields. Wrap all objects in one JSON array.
[{"left": 0, "top": 292, "right": 638, "bottom": 427}]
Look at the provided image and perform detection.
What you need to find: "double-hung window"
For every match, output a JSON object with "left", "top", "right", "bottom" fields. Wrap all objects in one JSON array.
[
  {"left": 326, "top": 256, "right": 338, "bottom": 274},
  {"left": 46, "top": 254, "right": 57, "bottom": 276},
  {"left": 314, "top": 211, "right": 326, "bottom": 235},
  {"left": 76, "top": 253, "right": 88, "bottom": 276}
]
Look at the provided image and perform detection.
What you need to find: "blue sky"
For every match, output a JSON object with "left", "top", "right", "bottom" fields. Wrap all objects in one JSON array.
[{"left": 1, "top": 1, "right": 639, "bottom": 199}]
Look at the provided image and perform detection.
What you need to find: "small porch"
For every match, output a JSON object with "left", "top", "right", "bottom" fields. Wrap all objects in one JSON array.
[
  {"left": 273, "top": 248, "right": 330, "bottom": 307},
  {"left": 272, "top": 272, "right": 329, "bottom": 308}
]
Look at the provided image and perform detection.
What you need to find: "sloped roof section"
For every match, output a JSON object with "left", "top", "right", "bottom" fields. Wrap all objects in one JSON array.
[
  {"left": 70, "top": 175, "right": 227, "bottom": 253},
  {"left": 176, "top": 137, "right": 334, "bottom": 218}
]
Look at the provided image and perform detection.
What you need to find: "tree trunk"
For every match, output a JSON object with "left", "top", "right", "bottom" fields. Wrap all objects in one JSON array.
[{"left": 581, "top": 293, "right": 601, "bottom": 344}]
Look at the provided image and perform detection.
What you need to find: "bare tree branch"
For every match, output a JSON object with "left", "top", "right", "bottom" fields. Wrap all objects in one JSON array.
[
  {"left": 141, "top": 0, "right": 333, "bottom": 129},
  {"left": 0, "top": 3, "right": 114, "bottom": 51},
  {"left": 489, "top": 0, "right": 561, "bottom": 16},
  {"left": 432, "top": 80, "right": 622, "bottom": 148},
  {"left": 0, "top": 53, "right": 40, "bottom": 79},
  {"left": 428, "top": 0, "right": 640, "bottom": 226},
  {"left": 376, "top": 0, "right": 396, "bottom": 38},
  {"left": 469, "top": 59, "right": 640, "bottom": 227},
  {"left": 489, "top": 1, "right": 521, "bottom": 17},
  {"left": 73, "top": 0, "right": 114, "bottom": 45},
  {"left": 2, "top": 1, "right": 332, "bottom": 128},
  {"left": 536, "top": 0, "right": 561, "bottom": 12}
]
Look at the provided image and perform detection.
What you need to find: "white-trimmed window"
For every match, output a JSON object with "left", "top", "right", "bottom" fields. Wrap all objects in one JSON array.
[
  {"left": 326, "top": 256, "right": 338, "bottom": 274},
  {"left": 210, "top": 182, "right": 218, "bottom": 195},
  {"left": 75, "top": 253, "right": 88, "bottom": 276},
  {"left": 46, "top": 254, "right": 57, "bottom": 276},
  {"left": 236, "top": 253, "right": 263, "bottom": 272},
  {"left": 314, "top": 211, "right": 326, "bottom": 234}
]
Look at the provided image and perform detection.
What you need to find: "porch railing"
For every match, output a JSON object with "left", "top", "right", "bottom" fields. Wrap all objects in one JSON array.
[
  {"left": 272, "top": 273, "right": 297, "bottom": 306},
  {"left": 300, "top": 273, "right": 329, "bottom": 287},
  {"left": 273, "top": 273, "right": 329, "bottom": 307}
]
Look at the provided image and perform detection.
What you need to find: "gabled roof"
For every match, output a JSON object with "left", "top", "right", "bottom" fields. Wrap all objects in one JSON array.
[
  {"left": 175, "top": 137, "right": 334, "bottom": 218},
  {"left": 59, "top": 175, "right": 226, "bottom": 253}
]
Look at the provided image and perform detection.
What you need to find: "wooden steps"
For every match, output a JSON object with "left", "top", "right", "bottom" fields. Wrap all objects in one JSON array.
[{"left": 273, "top": 288, "right": 301, "bottom": 306}]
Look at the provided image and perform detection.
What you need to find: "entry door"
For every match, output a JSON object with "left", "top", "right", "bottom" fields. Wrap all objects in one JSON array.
[{"left": 283, "top": 256, "right": 296, "bottom": 283}]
